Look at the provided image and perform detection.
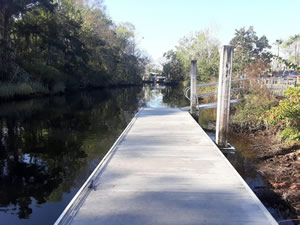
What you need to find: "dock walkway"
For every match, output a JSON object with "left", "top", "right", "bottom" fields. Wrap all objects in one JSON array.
[{"left": 56, "top": 107, "right": 278, "bottom": 225}]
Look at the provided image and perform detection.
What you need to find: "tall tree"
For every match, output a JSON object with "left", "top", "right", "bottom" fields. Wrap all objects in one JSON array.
[
  {"left": 285, "top": 34, "right": 300, "bottom": 65},
  {"left": 230, "top": 26, "right": 271, "bottom": 76},
  {"left": 162, "top": 50, "right": 184, "bottom": 81},
  {"left": 0, "top": 0, "right": 147, "bottom": 96},
  {"left": 275, "top": 39, "right": 283, "bottom": 57},
  {"left": 176, "top": 29, "right": 220, "bottom": 81},
  {"left": 0, "top": 0, "right": 54, "bottom": 80}
]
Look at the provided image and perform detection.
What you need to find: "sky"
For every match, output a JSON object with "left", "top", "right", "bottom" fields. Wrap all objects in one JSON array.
[{"left": 104, "top": 0, "right": 300, "bottom": 63}]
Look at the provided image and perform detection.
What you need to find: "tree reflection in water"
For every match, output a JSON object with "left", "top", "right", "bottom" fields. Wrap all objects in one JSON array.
[
  {"left": 0, "top": 87, "right": 143, "bottom": 224},
  {"left": 143, "top": 83, "right": 188, "bottom": 108}
]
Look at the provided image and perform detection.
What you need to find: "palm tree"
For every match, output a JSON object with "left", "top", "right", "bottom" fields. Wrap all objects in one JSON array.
[
  {"left": 275, "top": 39, "right": 283, "bottom": 57},
  {"left": 286, "top": 34, "right": 300, "bottom": 65}
]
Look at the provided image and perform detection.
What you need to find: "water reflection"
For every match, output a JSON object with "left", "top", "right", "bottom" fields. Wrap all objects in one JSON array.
[
  {"left": 143, "top": 83, "right": 189, "bottom": 108},
  {"left": 0, "top": 84, "right": 297, "bottom": 225},
  {"left": 0, "top": 87, "right": 143, "bottom": 225}
]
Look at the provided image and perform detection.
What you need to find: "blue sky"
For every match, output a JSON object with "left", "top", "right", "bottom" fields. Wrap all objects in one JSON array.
[{"left": 104, "top": 0, "right": 300, "bottom": 62}]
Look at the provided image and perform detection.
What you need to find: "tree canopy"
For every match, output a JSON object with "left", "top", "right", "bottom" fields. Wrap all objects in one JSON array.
[
  {"left": 161, "top": 30, "right": 220, "bottom": 83},
  {"left": 162, "top": 50, "right": 184, "bottom": 81},
  {"left": 0, "top": 0, "right": 148, "bottom": 97},
  {"left": 230, "top": 26, "right": 271, "bottom": 76}
]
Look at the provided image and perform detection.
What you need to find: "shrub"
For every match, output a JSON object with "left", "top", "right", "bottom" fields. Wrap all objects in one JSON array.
[
  {"left": 24, "top": 63, "right": 67, "bottom": 90},
  {"left": 264, "top": 87, "right": 300, "bottom": 143},
  {"left": 231, "top": 88, "right": 276, "bottom": 132}
]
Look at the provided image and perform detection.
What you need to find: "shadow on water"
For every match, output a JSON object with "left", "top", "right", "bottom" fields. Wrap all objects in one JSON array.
[
  {"left": 0, "top": 87, "right": 144, "bottom": 225},
  {"left": 198, "top": 108, "right": 299, "bottom": 225}
]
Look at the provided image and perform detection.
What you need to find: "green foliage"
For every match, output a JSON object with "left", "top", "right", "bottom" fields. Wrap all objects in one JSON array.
[
  {"left": 0, "top": 0, "right": 146, "bottom": 98},
  {"left": 266, "top": 52, "right": 300, "bottom": 72},
  {"left": 232, "top": 88, "right": 276, "bottom": 132},
  {"left": 280, "top": 127, "right": 300, "bottom": 143},
  {"left": 162, "top": 50, "right": 184, "bottom": 81},
  {"left": 0, "top": 0, "right": 55, "bottom": 79},
  {"left": 230, "top": 26, "right": 271, "bottom": 76},
  {"left": 264, "top": 87, "right": 300, "bottom": 143},
  {"left": 24, "top": 63, "right": 67, "bottom": 89},
  {"left": 176, "top": 30, "right": 220, "bottom": 82}
]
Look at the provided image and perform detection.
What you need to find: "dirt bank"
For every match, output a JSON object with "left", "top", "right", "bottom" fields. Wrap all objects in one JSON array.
[{"left": 240, "top": 131, "right": 300, "bottom": 221}]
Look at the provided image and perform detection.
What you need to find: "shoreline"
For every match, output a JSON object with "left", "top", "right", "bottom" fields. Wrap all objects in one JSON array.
[
  {"left": 0, "top": 82, "right": 143, "bottom": 103},
  {"left": 231, "top": 130, "right": 300, "bottom": 221}
]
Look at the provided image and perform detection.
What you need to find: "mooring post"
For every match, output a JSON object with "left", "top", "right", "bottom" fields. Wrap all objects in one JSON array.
[
  {"left": 190, "top": 60, "right": 197, "bottom": 115},
  {"left": 216, "top": 45, "right": 234, "bottom": 147}
]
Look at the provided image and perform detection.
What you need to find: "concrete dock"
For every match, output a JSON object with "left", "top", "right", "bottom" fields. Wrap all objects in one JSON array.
[{"left": 55, "top": 107, "right": 278, "bottom": 225}]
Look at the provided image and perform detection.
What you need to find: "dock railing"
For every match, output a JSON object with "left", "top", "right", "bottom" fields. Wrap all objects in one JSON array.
[
  {"left": 184, "top": 46, "right": 298, "bottom": 147},
  {"left": 184, "top": 76, "right": 298, "bottom": 101}
]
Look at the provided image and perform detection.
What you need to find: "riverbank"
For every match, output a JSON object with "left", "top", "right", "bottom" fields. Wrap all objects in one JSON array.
[
  {"left": 231, "top": 130, "right": 300, "bottom": 222},
  {"left": 0, "top": 81, "right": 142, "bottom": 102}
]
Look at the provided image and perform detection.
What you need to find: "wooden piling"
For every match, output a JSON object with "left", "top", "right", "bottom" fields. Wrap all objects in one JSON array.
[
  {"left": 216, "top": 45, "right": 234, "bottom": 147},
  {"left": 190, "top": 60, "right": 197, "bottom": 115}
]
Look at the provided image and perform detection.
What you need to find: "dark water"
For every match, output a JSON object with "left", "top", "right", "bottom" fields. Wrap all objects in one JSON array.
[
  {"left": 0, "top": 84, "right": 188, "bottom": 225},
  {"left": 0, "top": 87, "right": 144, "bottom": 225},
  {"left": 0, "top": 84, "right": 297, "bottom": 225}
]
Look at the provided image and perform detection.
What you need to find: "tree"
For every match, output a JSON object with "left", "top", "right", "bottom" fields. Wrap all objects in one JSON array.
[
  {"left": 230, "top": 26, "right": 271, "bottom": 76},
  {"left": 0, "top": 0, "right": 54, "bottom": 80},
  {"left": 284, "top": 34, "right": 300, "bottom": 65},
  {"left": 275, "top": 39, "right": 283, "bottom": 57},
  {"left": 116, "top": 22, "right": 136, "bottom": 55},
  {"left": 162, "top": 50, "right": 184, "bottom": 81},
  {"left": 0, "top": 0, "right": 147, "bottom": 97},
  {"left": 243, "top": 59, "right": 270, "bottom": 79},
  {"left": 176, "top": 29, "right": 220, "bottom": 81}
]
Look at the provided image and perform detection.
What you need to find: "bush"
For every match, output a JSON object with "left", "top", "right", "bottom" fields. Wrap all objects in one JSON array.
[
  {"left": 24, "top": 63, "right": 67, "bottom": 90},
  {"left": 280, "top": 127, "right": 300, "bottom": 142},
  {"left": 231, "top": 88, "right": 276, "bottom": 132},
  {"left": 264, "top": 87, "right": 300, "bottom": 143}
]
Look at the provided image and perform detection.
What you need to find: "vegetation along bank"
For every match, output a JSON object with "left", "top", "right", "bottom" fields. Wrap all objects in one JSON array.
[
  {"left": 0, "top": 0, "right": 149, "bottom": 100},
  {"left": 231, "top": 86, "right": 300, "bottom": 219}
]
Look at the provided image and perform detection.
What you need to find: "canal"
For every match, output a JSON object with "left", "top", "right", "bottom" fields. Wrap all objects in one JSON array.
[{"left": 0, "top": 84, "right": 297, "bottom": 225}]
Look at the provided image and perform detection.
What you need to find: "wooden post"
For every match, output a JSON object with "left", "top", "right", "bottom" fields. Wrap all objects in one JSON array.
[
  {"left": 216, "top": 45, "right": 234, "bottom": 147},
  {"left": 190, "top": 60, "right": 197, "bottom": 115}
]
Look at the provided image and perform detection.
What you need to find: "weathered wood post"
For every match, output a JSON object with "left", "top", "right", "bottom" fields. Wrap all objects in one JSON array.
[
  {"left": 216, "top": 45, "right": 234, "bottom": 147},
  {"left": 190, "top": 60, "right": 197, "bottom": 115}
]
